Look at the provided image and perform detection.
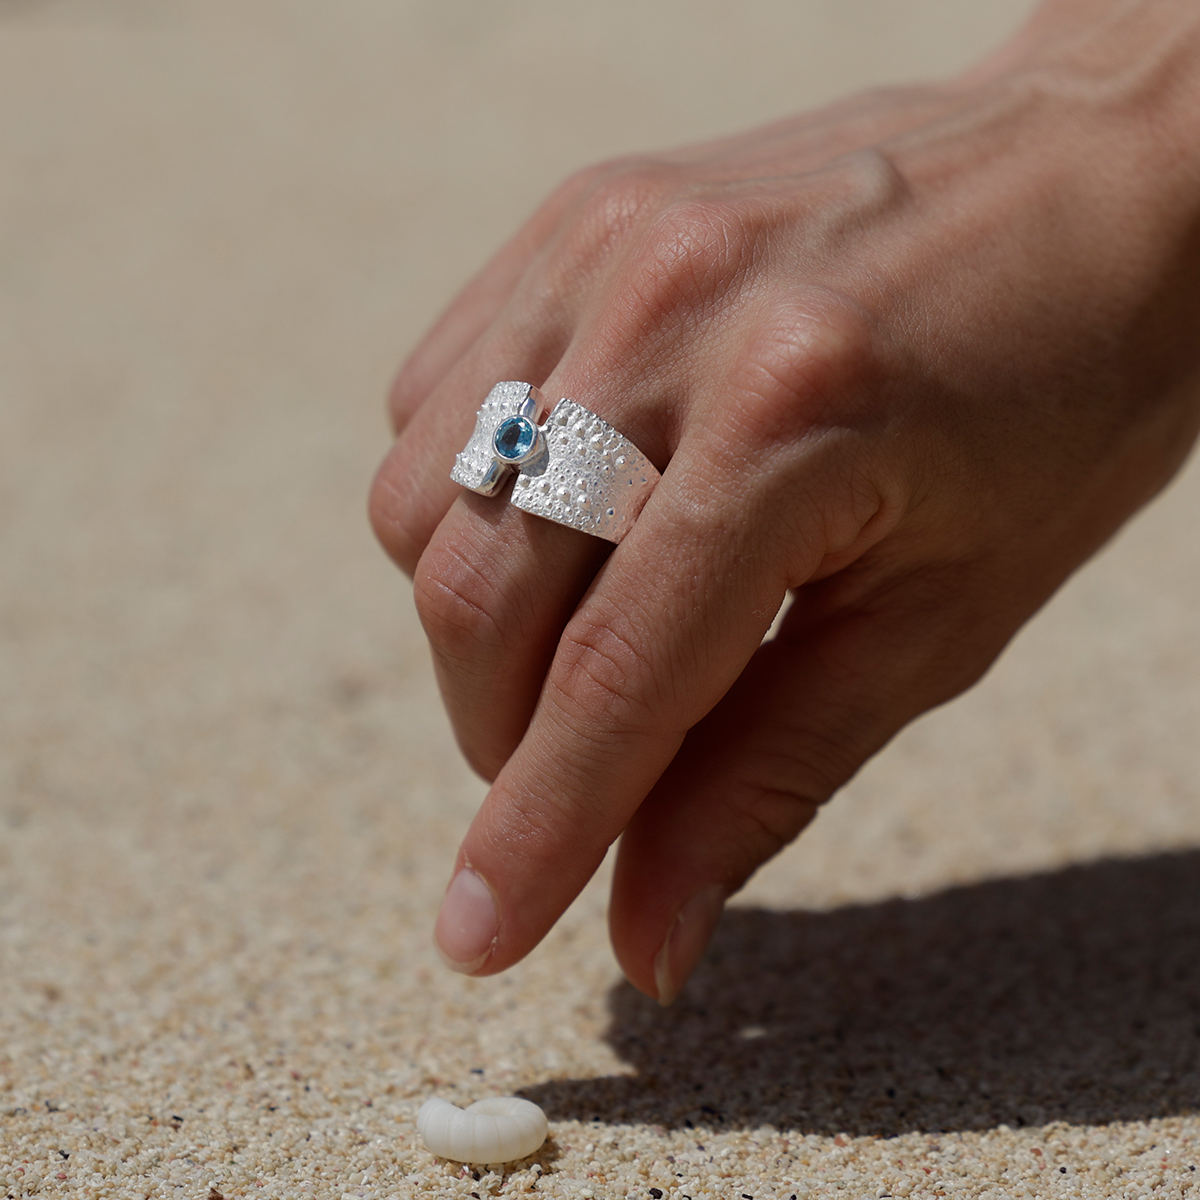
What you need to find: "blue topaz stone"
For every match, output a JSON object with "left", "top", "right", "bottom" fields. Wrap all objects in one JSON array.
[{"left": 493, "top": 415, "right": 539, "bottom": 464}]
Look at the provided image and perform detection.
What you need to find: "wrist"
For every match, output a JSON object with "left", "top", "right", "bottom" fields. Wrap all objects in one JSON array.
[
  {"left": 966, "top": 0, "right": 1200, "bottom": 170},
  {"left": 937, "top": 2, "right": 1200, "bottom": 275},
  {"left": 876, "top": 3, "right": 1200, "bottom": 471}
]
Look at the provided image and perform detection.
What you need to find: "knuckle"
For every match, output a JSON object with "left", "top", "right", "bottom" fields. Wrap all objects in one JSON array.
[
  {"left": 803, "top": 146, "right": 911, "bottom": 249},
  {"left": 720, "top": 731, "right": 857, "bottom": 856},
  {"left": 368, "top": 459, "right": 425, "bottom": 577},
  {"left": 622, "top": 197, "right": 754, "bottom": 322},
  {"left": 721, "top": 784, "right": 821, "bottom": 864},
  {"left": 548, "top": 156, "right": 643, "bottom": 207},
  {"left": 781, "top": 724, "right": 865, "bottom": 795},
  {"left": 726, "top": 294, "right": 886, "bottom": 452},
  {"left": 576, "top": 157, "right": 678, "bottom": 228},
  {"left": 835, "top": 145, "right": 910, "bottom": 213},
  {"left": 547, "top": 611, "right": 662, "bottom": 740},
  {"left": 483, "top": 784, "right": 607, "bottom": 870},
  {"left": 547, "top": 158, "right": 680, "bottom": 283},
  {"left": 412, "top": 539, "right": 506, "bottom": 663}
]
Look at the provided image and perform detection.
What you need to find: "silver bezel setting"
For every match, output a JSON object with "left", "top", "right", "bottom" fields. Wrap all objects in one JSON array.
[
  {"left": 450, "top": 382, "right": 545, "bottom": 498},
  {"left": 491, "top": 415, "right": 545, "bottom": 469}
]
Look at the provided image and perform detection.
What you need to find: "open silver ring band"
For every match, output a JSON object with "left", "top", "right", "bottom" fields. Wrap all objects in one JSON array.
[{"left": 450, "top": 381, "right": 660, "bottom": 543}]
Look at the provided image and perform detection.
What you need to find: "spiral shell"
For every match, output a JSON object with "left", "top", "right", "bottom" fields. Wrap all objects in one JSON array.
[{"left": 417, "top": 1095, "right": 548, "bottom": 1163}]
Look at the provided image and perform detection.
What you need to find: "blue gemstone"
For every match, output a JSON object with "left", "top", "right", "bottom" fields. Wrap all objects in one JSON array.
[{"left": 494, "top": 415, "right": 536, "bottom": 461}]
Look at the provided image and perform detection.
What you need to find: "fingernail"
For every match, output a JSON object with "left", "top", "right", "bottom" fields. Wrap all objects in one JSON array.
[
  {"left": 434, "top": 867, "right": 498, "bottom": 973},
  {"left": 653, "top": 884, "right": 727, "bottom": 1007}
]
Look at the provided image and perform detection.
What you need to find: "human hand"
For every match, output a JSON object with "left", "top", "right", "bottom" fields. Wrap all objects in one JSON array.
[{"left": 371, "top": 0, "right": 1200, "bottom": 1003}]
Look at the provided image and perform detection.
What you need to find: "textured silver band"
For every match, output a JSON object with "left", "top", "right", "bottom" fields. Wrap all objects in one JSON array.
[{"left": 450, "top": 381, "right": 660, "bottom": 543}]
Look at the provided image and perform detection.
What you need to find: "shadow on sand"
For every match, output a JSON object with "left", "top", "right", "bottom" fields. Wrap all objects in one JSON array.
[{"left": 525, "top": 850, "right": 1200, "bottom": 1136}]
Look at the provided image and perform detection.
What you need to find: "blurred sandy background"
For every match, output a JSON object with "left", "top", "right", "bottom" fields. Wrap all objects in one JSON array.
[{"left": 2, "top": 1, "right": 1199, "bottom": 1197}]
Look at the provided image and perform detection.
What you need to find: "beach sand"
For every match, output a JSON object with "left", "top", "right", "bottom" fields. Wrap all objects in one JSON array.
[{"left": 2, "top": 2, "right": 1198, "bottom": 1196}]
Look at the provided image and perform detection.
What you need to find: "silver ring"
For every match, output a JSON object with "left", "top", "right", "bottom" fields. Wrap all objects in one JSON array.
[{"left": 451, "top": 381, "right": 660, "bottom": 543}]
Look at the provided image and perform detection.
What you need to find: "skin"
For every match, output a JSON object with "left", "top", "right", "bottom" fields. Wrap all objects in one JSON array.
[{"left": 370, "top": 0, "right": 1200, "bottom": 1004}]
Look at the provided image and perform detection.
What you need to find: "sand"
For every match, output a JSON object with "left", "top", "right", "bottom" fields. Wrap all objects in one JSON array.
[{"left": 1, "top": 2, "right": 1198, "bottom": 1197}]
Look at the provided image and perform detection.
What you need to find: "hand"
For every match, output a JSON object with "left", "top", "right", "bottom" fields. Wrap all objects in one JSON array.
[{"left": 371, "top": 0, "right": 1200, "bottom": 1003}]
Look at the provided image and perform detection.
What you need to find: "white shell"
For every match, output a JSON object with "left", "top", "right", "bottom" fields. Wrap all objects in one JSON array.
[{"left": 417, "top": 1095, "right": 548, "bottom": 1163}]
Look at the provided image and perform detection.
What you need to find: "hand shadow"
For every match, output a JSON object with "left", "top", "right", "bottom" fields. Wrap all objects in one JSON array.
[{"left": 524, "top": 850, "right": 1200, "bottom": 1136}]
